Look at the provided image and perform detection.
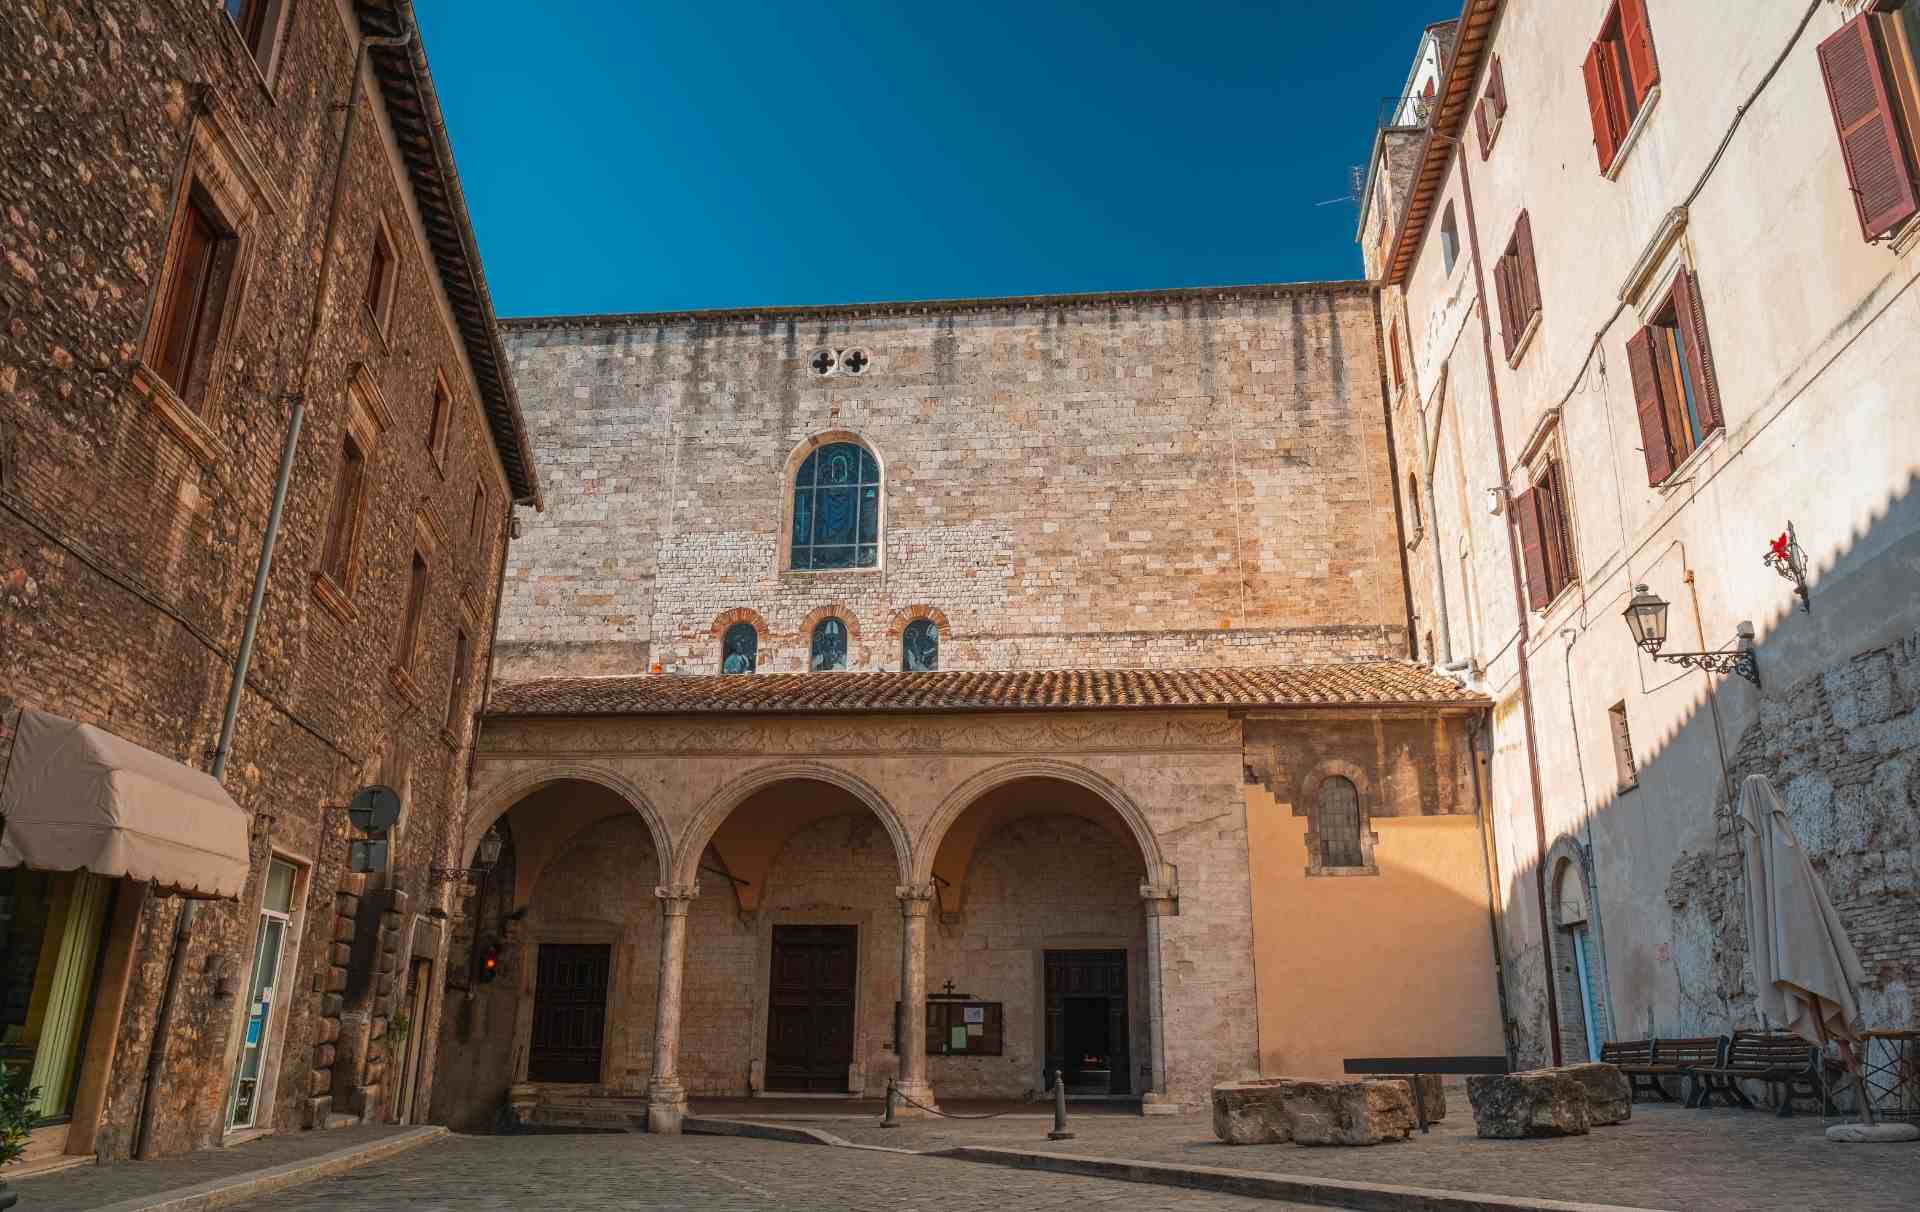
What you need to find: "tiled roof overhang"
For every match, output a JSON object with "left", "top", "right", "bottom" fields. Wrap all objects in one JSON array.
[
  {"left": 1384, "top": 0, "right": 1501, "bottom": 288},
  {"left": 352, "top": 0, "right": 540, "bottom": 506},
  {"left": 487, "top": 664, "right": 1491, "bottom": 719}
]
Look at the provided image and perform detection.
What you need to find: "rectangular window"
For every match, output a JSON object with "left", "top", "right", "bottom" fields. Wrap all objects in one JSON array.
[
  {"left": 396, "top": 552, "right": 429, "bottom": 670},
  {"left": 1817, "top": 7, "right": 1920, "bottom": 240},
  {"left": 0, "top": 869, "right": 114, "bottom": 1122},
  {"left": 151, "top": 194, "right": 229, "bottom": 401},
  {"left": 469, "top": 484, "right": 488, "bottom": 545},
  {"left": 1494, "top": 210, "right": 1542, "bottom": 363},
  {"left": 320, "top": 433, "right": 367, "bottom": 589},
  {"left": 427, "top": 373, "right": 451, "bottom": 465},
  {"left": 364, "top": 224, "right": 395, "bottom": 332},
  {"left": 1626, "top": 271, "right": 1723, "bottom": 485},
  {"left": 1388, "top": 319, "right": 1404, "bottom": 391},
  {"left": 1476, "top": 54, "right": 1508, "bottom": 158},
  {"left": 1516, "top": 459, "right": 1577, "bottom": 610},
  {"left": 1581, "top": 0, "right": 1660, "bottom": 174},
  {"left": 446, "top": 628, "right": 470, "bottom": 730},
  {"left": 224, "top": 0, "right": 272, "bottom": 57},
  {"left": 1608, "top": 702, "right": 1639, "bottom": 792}
]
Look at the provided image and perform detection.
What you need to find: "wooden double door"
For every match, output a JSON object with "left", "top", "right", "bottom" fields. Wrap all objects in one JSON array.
[
  {"left": 764, "top": 925, "right": 858, "bottom": 1092},
  {"left": 1045, "top": 949, "right": 1131, "bottom": 1095},
  {"left": 527, "top": 943, "right": 610, "bottom": 1083}
]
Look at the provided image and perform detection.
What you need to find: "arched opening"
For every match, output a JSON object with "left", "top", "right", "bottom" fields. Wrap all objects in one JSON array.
[
  {"left": 922, "top": 774, "right": 1157, "bottom": 1100},
  {"left": 1550, "top": 853, "right": 1610, "bottom": 1063},
  {"left": 675, "top": 773, "right": 911, "bottom": 1097}
]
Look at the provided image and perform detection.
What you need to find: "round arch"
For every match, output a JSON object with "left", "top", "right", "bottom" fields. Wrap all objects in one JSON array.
[
  {"left": 913, "top": 759, "right": 1171, "bottom": 889},
  {"left": 672, "top": 760, "right": 913, "bottom": 887},
  {"left": 464, "top": 762, "right": 674, "bottom": 874},
  {"left": 776, "top": 428, "right": 888, "bottom": 575}
]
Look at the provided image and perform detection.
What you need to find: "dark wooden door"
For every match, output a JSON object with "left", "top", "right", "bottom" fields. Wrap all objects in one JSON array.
[
  {"left": 527, "top": 943, "right": 610, "bottom": 1083},
  {"left": 764, "top": 925, "right": 857, "bottom": 1092},
  {"left": 1044, "top": 949, "right": 1130, "bottom": 1095}
]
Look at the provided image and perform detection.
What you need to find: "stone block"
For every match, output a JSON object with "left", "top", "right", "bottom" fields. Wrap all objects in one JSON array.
[
  {"left": 322, "top": 966, "right": 348, "bottom": 993},
  {"left": 319, "top": 993, "right": 344, "bottom": 1018},
  {"left": 308, "top": 1068, "right": 332, "bottom": 1098},
  {"left": 327, "top": 942, "right": 352, "bottom": 967},
  {"left": 336, "top": 892, "right": 359, "bottom": 918},
  {"left": 1468, "top": 1071, "right": 1591, "bottom": 1138},
  {"left": 388, "top": 889, "right": 411, "bottom": 915},
  {"left": 332, "top": 914, "right": 356, "bottom": 943},
  {"left": 315, "top": 1043, "right": 336, "bottom": 1069},
  {"left": 1285, "top": 1079, "right": 1415, "bottom": 1146},
  {"left": 303, "top": 1095, "right": 331, "bottom": 1130},
  {"left": 1378, "top": 1073, "right": 1446, "bottom": 1122},
  {"left": 1542, "top": 1062, "right": 1631, "bottom": 1125},
  {"left": 1212, "top": 1078, "right": 1295, "bottom": 1144}
]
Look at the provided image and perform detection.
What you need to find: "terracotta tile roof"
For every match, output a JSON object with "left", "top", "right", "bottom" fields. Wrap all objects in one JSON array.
[{"left": 487, "top": 663, "right": 1488, "bottom": 718}]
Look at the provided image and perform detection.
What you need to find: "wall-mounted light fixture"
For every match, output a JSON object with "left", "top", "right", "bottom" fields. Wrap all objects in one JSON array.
[
  {"left": 1764, "top": 522, "right": 1811, "bottom": 613},
  {"left": 1622, "top": 585, "right": 1761, "bottom": 688},
  {"left": 430, "top": 825, "right": 505, "bottom": 884}
]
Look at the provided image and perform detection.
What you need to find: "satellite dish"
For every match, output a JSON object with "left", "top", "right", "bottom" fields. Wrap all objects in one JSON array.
[{"left": 348, "top": 785, "right": 402, "bottom": 835}]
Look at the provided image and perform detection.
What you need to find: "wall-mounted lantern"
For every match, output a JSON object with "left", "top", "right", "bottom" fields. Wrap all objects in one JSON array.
[
  {"left": 1622, "top": 585, "right": 1761, "bottom": 688},
  {"left": 1764, "top": 522, "right": 1811, "bottom": 613},
  {"left": 430, "top": 825, "right": 505, "bottom": 884}
]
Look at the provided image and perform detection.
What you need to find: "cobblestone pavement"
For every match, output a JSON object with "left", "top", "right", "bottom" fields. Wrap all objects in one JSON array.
[
  {"left": 804, "top": 1090, "right": 1919, "bottom": 1212},
  {"left": 224, "top": 1132, "right": 1312, "bottom": 1211}
]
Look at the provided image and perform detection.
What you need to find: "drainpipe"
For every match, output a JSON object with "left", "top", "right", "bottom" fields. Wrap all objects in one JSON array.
[
  {"left": 1415, "top": 383, "right": 1457, "bottom": 666},
  {"left": 133, "top": 18, "right": 416, "bottom": 1159},
  {"left": 1454, "top": 138, "right": 1563, "bottom": 1066}
]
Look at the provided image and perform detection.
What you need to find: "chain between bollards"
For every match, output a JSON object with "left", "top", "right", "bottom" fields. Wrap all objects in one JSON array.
[{"left": 1048, "top": 1068, "right": 1074, "bottom": 1140}]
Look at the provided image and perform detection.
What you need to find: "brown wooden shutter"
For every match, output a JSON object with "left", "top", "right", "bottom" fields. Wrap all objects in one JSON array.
[
  {"left": 154, "top": 201, "right": 219, "bottom": 395},
  {"left": 1494, "top": 254, "right": 1517, "bottom": 360},
  {"left": 1817, "top": 15, "right": 1920, "bottom": 240},
  {"left": 1490, "top": 55, "right": 1507, "bottom": 120},
  {"left": 1548, "top": 459, "right": 1577, "bottom": 582},
  {"left": 1626, "top": 327, "right": 1673, "bottom": 484},
  {"left": 1515, "top": 209, "right": 1540, "bottom": 323},
  {"left": 1582, "top": 43, "right": 1621, "bottom": 172},
  {"left": 1515, "top": 487, "right": 1549, "bottom": 610},
  {"left": 1619, "top": 0, "right": 1659, "bottom": 105},
  {"left": 1476, "top": 98, "right": 1492, "bottom": 158},
  {"left": 1669, "top": 270, "right": 1723, "bottom": 433}
]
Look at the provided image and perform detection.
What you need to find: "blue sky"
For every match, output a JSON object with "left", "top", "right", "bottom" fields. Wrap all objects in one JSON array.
[{"left": 414, "top": 2, "right": 1446, "bottom": 317}]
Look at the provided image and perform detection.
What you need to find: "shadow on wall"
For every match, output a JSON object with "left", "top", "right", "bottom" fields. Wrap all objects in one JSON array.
[{"left": 1501, "top": 475, "right": 1920, "bottom": 1065}]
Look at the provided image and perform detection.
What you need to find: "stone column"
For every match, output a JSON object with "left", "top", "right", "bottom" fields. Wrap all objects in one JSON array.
[
  {"left": 894, "top": 883, "right": 940, "bottom": 1115},
  {"left": 1140, "top": 883, "right": 1179, "bottom": 1115},
  {"left": 646, "top": 883, "right": 699, "bottom": 1134}
]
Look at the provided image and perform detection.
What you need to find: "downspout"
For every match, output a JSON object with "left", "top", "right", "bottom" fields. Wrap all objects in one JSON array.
[
  {"left": 1466, "top": 712, "right": 1517, "bottom": 1065},
  {"left": 1416, "top": 376, "right": 1457, "bottom": 666},
  {"left": 1454, "top": 137, "right": 1563, "bottom": 1066},
  {"left": 133, "top": 18, "right": 416, "bottom": 1159}
]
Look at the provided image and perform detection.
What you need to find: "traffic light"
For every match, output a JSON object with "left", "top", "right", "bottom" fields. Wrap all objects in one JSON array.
[{"left": 478, "top": 941, "right": 500, "bottom": 984}]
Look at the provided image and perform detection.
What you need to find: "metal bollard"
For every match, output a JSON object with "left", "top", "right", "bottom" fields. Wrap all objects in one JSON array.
[
  {"left": 1047, "top": 1068, "right": 1074, "bottom": 1141},
  {"left": 881, "top": 1077, "right": 898, "bottom": 1128}
]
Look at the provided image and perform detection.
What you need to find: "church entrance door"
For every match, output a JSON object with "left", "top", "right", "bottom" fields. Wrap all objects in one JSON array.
[
  {"left": 527, "top": 943, "right": 610, "bottom": 1083},
  {"left": 765, "top": 925, "right": 858, "bottom": 1092},
  {"left": 1044, "top": 949, "right": 1130, "bottom": 1096}
]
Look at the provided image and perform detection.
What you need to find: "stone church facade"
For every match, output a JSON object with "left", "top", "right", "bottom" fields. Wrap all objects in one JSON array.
[{"left": 432, "top": 286, "right": 1508, "bottom": 1132}]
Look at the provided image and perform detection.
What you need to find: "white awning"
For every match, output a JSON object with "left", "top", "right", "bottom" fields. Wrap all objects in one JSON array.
[{"left": 0, "top": 709, "right": 249, "bottom": 899}]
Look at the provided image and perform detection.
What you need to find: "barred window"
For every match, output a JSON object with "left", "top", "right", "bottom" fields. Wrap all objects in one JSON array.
[{"left": 1318, "top": 776, "right": 1363, "bottom": 868}]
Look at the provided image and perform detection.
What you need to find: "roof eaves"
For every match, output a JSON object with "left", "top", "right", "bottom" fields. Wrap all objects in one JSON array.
[{"left": 1385, "top": 0, "right": 1501, "bottom": 288}]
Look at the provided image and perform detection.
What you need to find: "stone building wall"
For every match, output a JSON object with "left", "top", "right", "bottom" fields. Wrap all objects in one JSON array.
[
  {"left": 0, "top": 0, "right": 518, "bottom": 1157},
  {"left": 494, "top": 286, "right": 1410, "bottom": 679}
]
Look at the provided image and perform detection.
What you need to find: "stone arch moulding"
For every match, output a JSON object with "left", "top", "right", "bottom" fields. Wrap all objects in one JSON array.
[
  {"left": 463, "top": 762, "right": 674, "bottom": 876},
  {"left": 912, "top": 758, "right": 1174, "bottom": 893},
  {"left": 671, "top": 760, "right": 913, "bottom": 888},
  {"left": 1295, "top": 758, "right": 1379, "bottom": 876},
  {"left": 776, "top": 428, "right": 887, "bottom": 575},
  {"left": 709, "top": 606, "right": 770, "bottom": 640},
  {"left": 886, "top": 604, "right": 951, "bottom": 641},
  {"left": 798, "top": 603, "right": 862, "bottom": 640},
  {"left": 1543, "top": 834, "right": 1615, "bottom": 1059}
]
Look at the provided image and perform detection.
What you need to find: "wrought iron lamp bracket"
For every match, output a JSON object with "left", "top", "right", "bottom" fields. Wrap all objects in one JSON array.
[
  {"left": 1639, "top": 639, "right": 1761, "bottom": 688},
  {"left": 428, "top": 864, "right": 488, "bottom": 884}
]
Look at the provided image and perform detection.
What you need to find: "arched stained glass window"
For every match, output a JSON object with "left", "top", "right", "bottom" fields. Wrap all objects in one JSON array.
[
  {"left": 720, "top": 623, "right": 757, "bottom": 674},
  {"left": 1318, "top": 776, "right": 1363, "bottom": 868},
  {"left": 901, "top": 619, "right": 939, "bottom": 672},
  {"left": 791, "top": 442, "right": 880, "bottom": 570},
  {"left": 810, "top": 618, "right": 848, "bottom": 671}
]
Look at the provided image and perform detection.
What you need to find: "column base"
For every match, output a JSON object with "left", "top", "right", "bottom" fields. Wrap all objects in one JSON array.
[
  {"left": 646, "top": 1081, "right": 689, "bottom": 1134},
  {"left": 1140, "top": 1091, "right": 1182, "bottom": 1116},
  {"left": 891, "top": 1079, "right": 941, "bottom": 1118}
]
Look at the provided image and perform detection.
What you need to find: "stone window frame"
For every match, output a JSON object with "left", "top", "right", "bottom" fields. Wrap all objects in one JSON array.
[
  {"left": 800, "top": 604, "right": 860, "bottom": 671},
  {"left": 362, "top": 213, "right": 401, "bottom": 351},
  {"left": 310, "top": 366, "right": 392, "bottom": 626},
  {"left": 777, "top": 430, "right": 887, "bottom": 576},
  {"left": 214, "top": 0, "right": 296, "bottom": 97},
  {"left": 132, "top": 90, "right": 287, "bottom": 468},
  {"left": 1296, "top": 760, "right": 1380, "bottom": 877},
  {"left": 1545, "top": 838, "right": 1614, "bottom": 1062},
  {"left": 711, "top": 607, "right": 769, "bottom": 674},
  {"left": 424, "top": 365, "right": 453, "bottom": 474},
  {"left": 388, "top": 511, "right": 445, "bottom": 706}
]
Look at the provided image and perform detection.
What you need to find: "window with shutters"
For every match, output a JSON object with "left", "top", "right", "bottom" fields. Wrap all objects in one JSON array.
[
  {"left": 1475, "top": 55, "right": 1508, "bottom": 158},
  {"left": 446, "top": 628, "right": 470, "bottom": 732},
  {"left": 142, "top": 179, "right": 251, "bottom": 442},
  {"left": 1626, "top": 270, "right": 1723, "bottom": 486},
  {"left": 220, "top": 0, "right": 290, "bottom": 81},
  {"left": 1406, "top": 473, "right": 1423, "bottom": 541},
  {"left": 1515, "top": 459, "right": 1577, "bottom": 611},
  {"left": 1607, "top": 702, "right": 1639, "bottom": 792},
  {"left": 1493, "top": 211, "right": 1542, "bottom": 365},
  {"left": 426, "top": 370, "right": 453, "bottom": 469},
  {"left": 1581, "top": 0, "right": 1660, "bottom": 177},
  {"left": 396, "top": 552, "right": 431, "bottom": 674},
  {"left": 364, "top": 220, "right": 398, "bottom": 338},
  {"left": 313, "top": 376, "right": 387, "bottom": 624},
  {"left": 1387, "top": 318, "right": 1404, "bottom": 393},
  {"left": 1816, "top": 6, "right": 1920, "bottom": 242},
  {"left": 1439, "top": 203, "right": 1460, "bottom": 275}
]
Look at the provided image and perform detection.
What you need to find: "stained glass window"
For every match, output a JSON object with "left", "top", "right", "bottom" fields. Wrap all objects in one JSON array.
[
  {"left": 902, "top": 619, "right": 939, "bottom": 672},
  {"left": 811, "top": 618, "right": 848, "bottom": 671},
  {"left": 791, "top": 442, "right": 880, "bottom": 570},
  {"left": 721, "top": 623, "right": 757, "bottom": 674},
  {"left": 1318, "top": 777, "right": 1363, "bottom": 868}
]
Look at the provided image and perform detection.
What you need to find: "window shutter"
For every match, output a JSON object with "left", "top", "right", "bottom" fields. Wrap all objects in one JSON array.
[
  {"left": 1582, "top": 43, "right": 1621, "bottom": 172},
  {"left": 1514, "top": 209, "right": 1540, "bottom": 324},
  {"left": 1817, "top": 15, "right": 1920, "bottom": 241},
  {"left": 1490, "top": 55, "right": 1507, "bottom": 120},
  {"left": 1670, "top": 270, "right": 1723, "bottom": 433},
  {"left": 1515, "top": 486, "right": 1549, "bottom": 610},
  {"left": 1476, "top": 98, "right": 1492, "bottom": 158},
  {"left": 1619, "top": 0, "right": 1660, "bottom": 105},
  {"left": 1548, "top": 459, "right": 1577, "bottom": 582},
  {"left": 1626, "top": 327, "right": 1673, "bottom": 485},
  {"left": 1493, "top": 254, "right": 1517, "bottom": 359}
]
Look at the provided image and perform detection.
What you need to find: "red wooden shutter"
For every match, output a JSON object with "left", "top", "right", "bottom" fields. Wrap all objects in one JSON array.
[
  {"left": 1548, "top": 459, "right": 1577, "bottom": 582},
  {"left": 1515, "top": 487, "right": 1549, "bottom": 610},
  {"left": 1670, "top": 270, "right": 1723, "bottom": 433},
  {"left": 1582, "top": 43, "right": 1621, "bottom": 172},
  {"left": 1626, "top": 327, "right": 1673, "bottom": 485},
  {"left": 1817, "top": 15, "right": 1920, "bottom": 240},
  {"left": 1493, "top": 254, "right": 1518, "bottom": 360},
  {"left": 1490, "top": 55, "right": 1507, "bottom": 121},
  {"left": 1476, "top": 98, "right": 1492, "bottom": 158},
  {"left": 154, "top": 201, "right": 218, "bottom": 395},
  {"left": 1515, "top": 209, "right": 1540, "bottom": 323},
  {"left": 1619, "top": 0, "right": 1659, "bottom": 105}
]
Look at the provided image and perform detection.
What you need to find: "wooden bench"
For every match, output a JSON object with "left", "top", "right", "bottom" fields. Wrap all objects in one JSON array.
[
  {"left": 1599, "top": 1037, "right": 1724, "bottom": 1102},
  {"left": 1689, "top": 1031, "right": 1828, "bottom": 1116}
]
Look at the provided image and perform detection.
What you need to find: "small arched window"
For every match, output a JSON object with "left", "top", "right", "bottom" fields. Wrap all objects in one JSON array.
[
  {"left": 720, "top": 622, "right": 757, "bottom": 674},
  {"left": 810, "top": 618, "right": 848, "bottom": 671},
  {"left": 791, "top": 442, "right": 880, "bottom": 570},
  {"left": 1318, "top": 776, "right": 1363, "bottom": 868},
  {"left": 901, "top": 618, "right": 939, "bottom": 671},
  {"left": 1440, "top": 203, "right": 1460, "bottom": 274}
]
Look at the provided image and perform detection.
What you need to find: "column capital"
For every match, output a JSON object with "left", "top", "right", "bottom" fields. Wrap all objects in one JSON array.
[
  {"left": 1140, "top": 883, "right": 1178, "bottom": 915},
  {"left": 655, "top": 883, "right": 701, "bottom": 915},
  {"left": 896, "top": 883, "right": 938, "bottom": 916}
]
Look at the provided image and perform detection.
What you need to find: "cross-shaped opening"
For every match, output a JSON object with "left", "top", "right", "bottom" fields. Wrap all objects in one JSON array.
[
  {"left": 809, "top": 349, "right": 837, "bottom": 375},
  {"left": 841, "top": 349, "right": 869, "bottom": 374}
]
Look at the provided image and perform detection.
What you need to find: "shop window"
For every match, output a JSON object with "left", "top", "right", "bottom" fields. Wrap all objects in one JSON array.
[{"left": 0, "top": 870, "right": 114, "bottom": 1122}]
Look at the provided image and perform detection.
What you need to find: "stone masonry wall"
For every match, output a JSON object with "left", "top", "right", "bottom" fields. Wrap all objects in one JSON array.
[
  {"left": 0, "top": 1, "right": 511, "bottom": 1156},
  {"left": 495, "top": 287, "right": 1408, "bottom": 678}
]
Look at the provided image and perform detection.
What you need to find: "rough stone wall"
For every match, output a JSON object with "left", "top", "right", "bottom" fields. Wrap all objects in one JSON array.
[
  {"left": 1242, "top": 712, "right": 1478, "bottom": 825},
  {"left": 0, "top": 1, "right": 510, "bottom": 1157},
  {"left": 494, "top": 288, "right": 1408, "bottom": 679}
]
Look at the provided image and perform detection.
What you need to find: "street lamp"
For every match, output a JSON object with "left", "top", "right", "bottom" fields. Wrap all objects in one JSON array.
[
  {"left": 1620, "top": 584, "right": 1761, "bottom": 687},
  {"left": 430, "top": 825, "right": 505, "bottom": 884}
]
